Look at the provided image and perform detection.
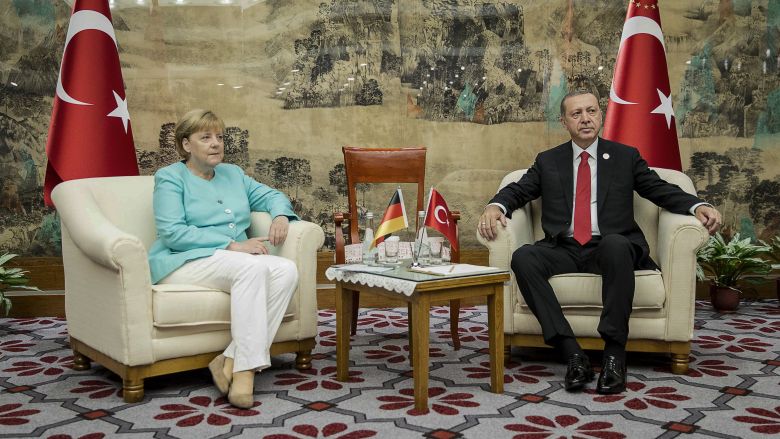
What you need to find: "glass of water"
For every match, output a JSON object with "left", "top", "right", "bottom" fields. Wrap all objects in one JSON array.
[
  {"left": 427, "top": 237, "right": 444, "bottom": 264},
  {"left": 384, "top": 236, "right": 400, "bottom": 264}
]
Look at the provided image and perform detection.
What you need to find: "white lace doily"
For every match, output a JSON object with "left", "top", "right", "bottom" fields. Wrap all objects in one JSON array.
[{"left": 325, "top": 267, "right": 417, "bottom": 296}]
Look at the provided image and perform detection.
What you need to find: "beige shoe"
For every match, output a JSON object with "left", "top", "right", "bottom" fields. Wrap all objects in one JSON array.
[
  {"left": 228, "top": 370, "right": 255, "bottom": 409},
  {"left": 208, "top": 355, "right": 232, "bottom": 395}
]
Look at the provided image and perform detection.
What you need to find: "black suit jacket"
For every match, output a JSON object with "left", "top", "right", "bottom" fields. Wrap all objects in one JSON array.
[{"left": 489, "top": 138, "right": 703, "bottom": 269}]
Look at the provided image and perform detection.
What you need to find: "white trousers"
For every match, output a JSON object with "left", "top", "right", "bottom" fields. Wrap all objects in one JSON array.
[{"left": 159, "top": 249, "right": 298, "bottom": 372}]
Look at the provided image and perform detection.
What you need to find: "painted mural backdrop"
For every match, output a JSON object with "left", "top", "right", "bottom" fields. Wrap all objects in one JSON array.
[{"left": 1, "top": 0, "right": 779, "bottom": 256}]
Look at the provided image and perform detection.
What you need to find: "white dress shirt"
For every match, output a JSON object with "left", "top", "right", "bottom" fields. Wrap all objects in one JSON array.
[{"left": 566, "top": 140, "right": 599, "bottom": 237}]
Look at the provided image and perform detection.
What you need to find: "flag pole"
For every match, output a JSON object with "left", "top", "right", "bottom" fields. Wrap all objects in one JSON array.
[{"left": 413, "top": 187, "right": 434, "bottom": 265}]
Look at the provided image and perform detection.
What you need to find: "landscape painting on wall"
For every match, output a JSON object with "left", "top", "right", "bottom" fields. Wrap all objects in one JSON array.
[{"left": 1, "top": 0, "right": 779, "bottom": 256}]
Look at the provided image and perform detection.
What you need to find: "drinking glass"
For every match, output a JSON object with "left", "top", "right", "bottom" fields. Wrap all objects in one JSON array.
[
  {"left": 384, "top": 236, "right": 400, "bottom": 264},
  {"left": 441, "top": 241, "right": 451, "bottom": 264},
  {"left": 428, "top": 237, "right": 444, "bottom": 264}
]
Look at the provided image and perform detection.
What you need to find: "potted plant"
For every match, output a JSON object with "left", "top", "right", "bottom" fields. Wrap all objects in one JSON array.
[
  {"left": 0, "top": 253, "right": 40, "bottom": 316},
  {"left": 766, "top": 236, "right": 780, "bottom": 301},
  {"left": 696, "top": 233, "right": 772, "bottom": 312},
  {"left": 766, "top": 235, "right": 780, "bottom": 268}
]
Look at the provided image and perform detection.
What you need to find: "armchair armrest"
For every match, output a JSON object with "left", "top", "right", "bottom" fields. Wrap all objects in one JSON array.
[
  {"left": 276, "top": 220, "right": 326, "bottom": 261},
  {"left": 476, "top": 205, "right": 535, "bottom": 269},
  {"left": 656, "top": 210, "right": 709, "bottom": 341},
  {"left": 476, "top": 205, "right": 535, "bottom": 329},
  {"left": 52, "top": 181, "right": 155, "bottom": 366},
  {"left": 247, "top": 212, "right": 325, "bottom": 259},
  {"left": 248, "top": 212, "right": 325, "bottom": 338},
  {"left": 52, "top": 185, "right": 146, "bottom": 271}
]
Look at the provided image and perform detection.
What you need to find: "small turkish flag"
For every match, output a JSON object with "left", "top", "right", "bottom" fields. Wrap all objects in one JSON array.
[
  {"left": 602, "top": 0, "right": 682, "bottom": 171},
  {"left": 423, "top": 188, "right": 458, "bottom": 252},
  {"left": 44, "top": 0, "right": 139, "bottom": 206}
]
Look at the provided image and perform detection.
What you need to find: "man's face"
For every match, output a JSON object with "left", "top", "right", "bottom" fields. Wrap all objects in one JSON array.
[{"left": 560, "top": 93, "right": 602, "bottom": 148}]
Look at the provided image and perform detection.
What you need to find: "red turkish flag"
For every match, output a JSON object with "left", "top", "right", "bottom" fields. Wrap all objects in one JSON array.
[
  {"left": 602, "top": 0, "right": 682, "bottom": 171},
  {"left": 44, "top": 0, "right": 138, "bottom": 206},
  {"left": 423, "top": 188, "right": 458, "bottom": 252}
]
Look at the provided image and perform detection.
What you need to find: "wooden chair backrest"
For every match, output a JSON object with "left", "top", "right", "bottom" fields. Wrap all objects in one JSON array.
[{"left": 342, "top": 146, "right": 426, "bottom": 246}]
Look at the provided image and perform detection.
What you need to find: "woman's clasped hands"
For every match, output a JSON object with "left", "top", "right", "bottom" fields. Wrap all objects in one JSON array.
[
  {"left": 228, "top": 237, "right": 270, "bottom": 255},
  {"left": 227, "top": 216, "right": 289, "bottom": 255}
]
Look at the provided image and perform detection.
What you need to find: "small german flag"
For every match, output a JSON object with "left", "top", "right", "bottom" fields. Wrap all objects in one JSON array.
[{"left": 371, "top": 188, "right": 409, "bottom": 249}]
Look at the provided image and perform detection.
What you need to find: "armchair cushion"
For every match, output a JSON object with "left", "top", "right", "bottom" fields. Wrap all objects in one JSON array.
[
  {"left": 537, "top": 270, "right": 665, "bottom": 311},
  {"left": 152, "top": 285, "right": 230, "bottom": 328},
  {"left": 152, "top": 285, "right": 295, "bottom": 328}
]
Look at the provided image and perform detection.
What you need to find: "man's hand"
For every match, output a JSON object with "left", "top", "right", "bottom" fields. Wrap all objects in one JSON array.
[
  {"left": 695, "top": 205, "right": 722, "bottom": 235},
  {"left": 227, "top": 237, "right": 270, "bottom": 255},
  {"left": 268, "top": 215, "right": 290, "bottom": 246},
  {"left": 478, "top": 205, "right": 508, "bottom": 241}
]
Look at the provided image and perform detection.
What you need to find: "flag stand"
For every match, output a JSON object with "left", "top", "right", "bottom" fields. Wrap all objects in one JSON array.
[
  {"left": 410, "top": 226, "right": 426, "bottom": 268},
  {"left": 410, "top": 189, "right": 432, "bottom": 268}
]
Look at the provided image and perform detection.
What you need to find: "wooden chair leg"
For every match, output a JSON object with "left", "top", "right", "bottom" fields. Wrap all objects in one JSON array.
[
  {"left": 295, "top": 349, "right": 313, "bottom": 370},
  {"left": 504, "top": 345, "right": 512, "bottom": 365},
  {"left": 350, "top": 290, "right": 360, "bottom": 335},
  {"left": 450, "top": 299, "right": 461, "bottom": 350},
  {"left": 71, "top": 346, "right": 91, "bottom": 371},
  {"left": 122, "top": 377, "right": 144, "bottom": 403},
  {"left": 671, "top": 353, "right": 690, "bottom": 375}
]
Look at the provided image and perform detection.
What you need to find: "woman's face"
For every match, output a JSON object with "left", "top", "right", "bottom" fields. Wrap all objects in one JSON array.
[{"left": 183, "top": 129, "right": 224, "bottom": 170}]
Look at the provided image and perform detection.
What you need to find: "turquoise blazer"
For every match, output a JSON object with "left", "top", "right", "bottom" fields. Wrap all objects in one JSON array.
[{"left": 148, "top": 162, "right": 299, "bottom": 284}]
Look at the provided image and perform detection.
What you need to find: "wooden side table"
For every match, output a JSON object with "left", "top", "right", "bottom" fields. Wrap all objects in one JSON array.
[{"left": 332, "top": 268, "right": 510, "bottom": 412}]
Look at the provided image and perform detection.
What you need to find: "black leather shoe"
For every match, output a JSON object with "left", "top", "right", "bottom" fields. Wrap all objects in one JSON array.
[
  {"left": 597, "top": 355, "right": 627, "bottom": 394},
  {"left": 564, "top": 353, "right": 594, "bottom": 391}
]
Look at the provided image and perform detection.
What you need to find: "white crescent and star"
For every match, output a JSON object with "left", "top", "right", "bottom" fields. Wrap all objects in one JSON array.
[
  {"left": 56, "top": 9, "right": 131, "bottom": 134},
  {"left": 434, "top": 206, "right": 449, "bottom": 225},
  {"left": 609, "top": 15, "right": 675, "bottom": 129},
  {"left": 650, "top": 88, "right": 674, "bottom": 129}
]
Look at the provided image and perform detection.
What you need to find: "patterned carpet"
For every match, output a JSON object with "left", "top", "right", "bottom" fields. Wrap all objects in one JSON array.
[{"left": 1, "top": 300, "right": 779, "bottom": 439}]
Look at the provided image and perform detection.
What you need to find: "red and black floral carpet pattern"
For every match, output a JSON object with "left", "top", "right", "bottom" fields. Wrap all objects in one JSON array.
[{"left": 1, "top": 301, "right": 779, "bottom": 439}]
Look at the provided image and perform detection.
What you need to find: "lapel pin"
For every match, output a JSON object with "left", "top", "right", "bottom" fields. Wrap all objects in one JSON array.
[{"left": 602, "top": 153, "right": 610, "bottom": 160}]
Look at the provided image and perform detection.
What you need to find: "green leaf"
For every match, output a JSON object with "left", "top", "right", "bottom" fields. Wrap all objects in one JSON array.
[
  {"left": 8, "top": 285, "right": 41, "bottom": 292},
  {"left": 0, "top": 253, "right": 18, "bottom": 267},
  {"left": 3, "top": 278, "right": 30, "bottom": 286},
  {"left": 1, "top": 297, "right": 10, "bottom": 317}
]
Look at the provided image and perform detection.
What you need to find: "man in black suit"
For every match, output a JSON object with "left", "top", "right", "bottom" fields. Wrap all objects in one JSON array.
[{"left": 478, "top": 90, "right": 721, "bottom": 394}]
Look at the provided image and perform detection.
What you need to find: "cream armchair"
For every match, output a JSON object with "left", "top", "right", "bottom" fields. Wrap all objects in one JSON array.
[
  {"left": 52, "top": 176, "right": 324, "bottom": 402},
  {"left": 478, "top": 168, "right": 708, "bottom": 374}
]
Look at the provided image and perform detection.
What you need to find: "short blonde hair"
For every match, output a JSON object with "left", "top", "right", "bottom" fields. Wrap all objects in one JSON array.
[{"left": 174, "top": 109, "right": 226, "bottom": 159}]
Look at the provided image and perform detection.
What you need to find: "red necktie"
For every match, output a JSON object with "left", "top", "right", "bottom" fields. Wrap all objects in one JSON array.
[{"left": 573, "top": 151, "right": 591, "bottom": 245}]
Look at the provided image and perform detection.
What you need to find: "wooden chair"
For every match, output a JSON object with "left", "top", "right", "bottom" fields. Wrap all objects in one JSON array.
[{"left": 334, "top": 146, "right": 463, "bottom": 349}]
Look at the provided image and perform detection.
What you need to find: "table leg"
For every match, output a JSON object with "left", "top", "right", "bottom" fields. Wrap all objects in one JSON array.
[
  {"left": 487, "top": 284, "right": 504, "bottom": 393},
  {"left": 407, "top": 302, "right": 413, "bottom": 367},
  {"left": 412, "top": 296, "right": 430, "bottom": 412},
  {"left": 336, "top": 283, "right": 354, "bottom": 382}
]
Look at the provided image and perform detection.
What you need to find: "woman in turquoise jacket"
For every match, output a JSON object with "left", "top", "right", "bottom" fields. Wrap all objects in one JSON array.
[{"left": 148, "top": 109, "right": 299, "bottom": 408}]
